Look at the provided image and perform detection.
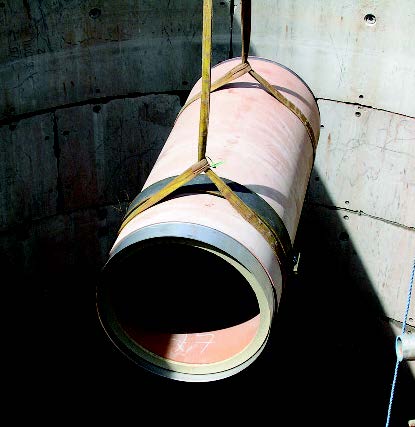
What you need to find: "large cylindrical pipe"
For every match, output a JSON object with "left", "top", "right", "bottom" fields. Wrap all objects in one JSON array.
[{"left": 96, "top": 56, "right": 320, "bottom": 382}]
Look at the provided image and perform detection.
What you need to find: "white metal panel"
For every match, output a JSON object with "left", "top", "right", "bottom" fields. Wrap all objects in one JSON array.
[{"left": 233, "top": 0, "right": 415, "bottom": 117}]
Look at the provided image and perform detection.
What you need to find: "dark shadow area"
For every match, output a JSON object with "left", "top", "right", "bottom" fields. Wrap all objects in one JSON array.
[
  {"left": 14, "top": 185, "right": 414, "bottom": 426},
  {"left": 100, "top": 240, "right": 259, "bottom": 334},
  {"left": 3, "top": 4, "right": 414, "bottom": 427}
]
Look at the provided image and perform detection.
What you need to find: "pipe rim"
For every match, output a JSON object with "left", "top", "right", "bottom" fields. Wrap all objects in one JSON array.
[
  {"left": 396, "top": 335, "right": 403, "bottom": 361},
  {"left": 97, "top": 222, "right": 276, "bottom": 382}
]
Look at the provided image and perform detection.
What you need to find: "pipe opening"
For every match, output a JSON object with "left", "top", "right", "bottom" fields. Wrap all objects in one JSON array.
[
  {"left": 395, "top": 333, "right": 415, "bottom": 362},
  {"left": 97, "top": 238, "right": 268, "bottom": 375},
  {"left": 108, "top": 241, "right": 259, "bottom": 334},
  {"left": 396, "top": 335, "right": 403, "bottom": 361}
]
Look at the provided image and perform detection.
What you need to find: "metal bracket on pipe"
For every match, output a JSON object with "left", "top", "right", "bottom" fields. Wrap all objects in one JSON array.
[
  {"left": 292, "top": 251, "right": 301, "bottom": 275},
  {"left": 395, "top": 333, "right": 415, "bottom": 361}
]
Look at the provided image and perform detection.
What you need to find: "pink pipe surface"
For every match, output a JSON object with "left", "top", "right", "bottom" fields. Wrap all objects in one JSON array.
[{"left": 97, "top": 56, "right": 320, "bottom": 382}]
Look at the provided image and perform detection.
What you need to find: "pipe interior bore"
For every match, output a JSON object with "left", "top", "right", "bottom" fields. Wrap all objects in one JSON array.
[{"left": 97, "top": 236, "right": 274, "bottom": 381}]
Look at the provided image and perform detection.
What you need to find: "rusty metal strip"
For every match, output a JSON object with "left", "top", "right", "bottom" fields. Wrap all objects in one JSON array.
[{"left": 241, "top": 0, "right": 251, "bottom": 63}]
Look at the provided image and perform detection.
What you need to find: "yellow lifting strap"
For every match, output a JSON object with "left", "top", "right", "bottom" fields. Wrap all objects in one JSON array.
[
  {"left": 205, "top": 167, "right": 290, "bottom": 270},
  {"left": 118, "top": 0, "right": 314, "bottom": 280},
  {"left": 175, "top": 0, "right": 317, "bottom": 155},
  {"left": 118, "top": 159, "right": 210, "bottom": 232},
  {"left": 198, "top": 0, "right": 213, "bottom": 161}
]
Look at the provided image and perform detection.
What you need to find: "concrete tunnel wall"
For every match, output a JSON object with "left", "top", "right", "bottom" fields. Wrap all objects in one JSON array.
[
  {"left": 1, "top": 0, "right": 231, "bottom": 278},
  {"left": 1, "top": 1, "right": 414, "bottom": 425}
]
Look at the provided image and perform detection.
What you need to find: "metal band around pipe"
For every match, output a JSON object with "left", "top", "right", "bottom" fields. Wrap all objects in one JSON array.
[{"left": 123, "top": 174, "right": 294, "bottom": 274}]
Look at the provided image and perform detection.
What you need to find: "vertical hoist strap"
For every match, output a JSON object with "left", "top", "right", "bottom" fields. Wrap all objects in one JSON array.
[
  {"left": 198, "top": 0, "right": 213, "bottom": 161},
  {"left": 241, "top": 0, "right": 251, "bottom": 64}
]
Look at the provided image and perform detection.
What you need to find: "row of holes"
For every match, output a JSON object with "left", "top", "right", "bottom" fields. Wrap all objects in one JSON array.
[
  {"left": 0, "top": 2, "right": 377, "bottom": 27},
  {"left": 87, "top": 5, "right": 377, "bottom": 27}
]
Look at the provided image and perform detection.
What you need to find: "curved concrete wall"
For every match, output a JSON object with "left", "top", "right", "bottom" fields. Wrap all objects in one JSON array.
[
  {"left": 1, "top": 1, "right": 414, "bottom": 424},
  {"left": 0, "top": 0, "right": 231, "bottom": 276},
  {"left": 1, "top": 0, "right": 230, "bottom": 118}
]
